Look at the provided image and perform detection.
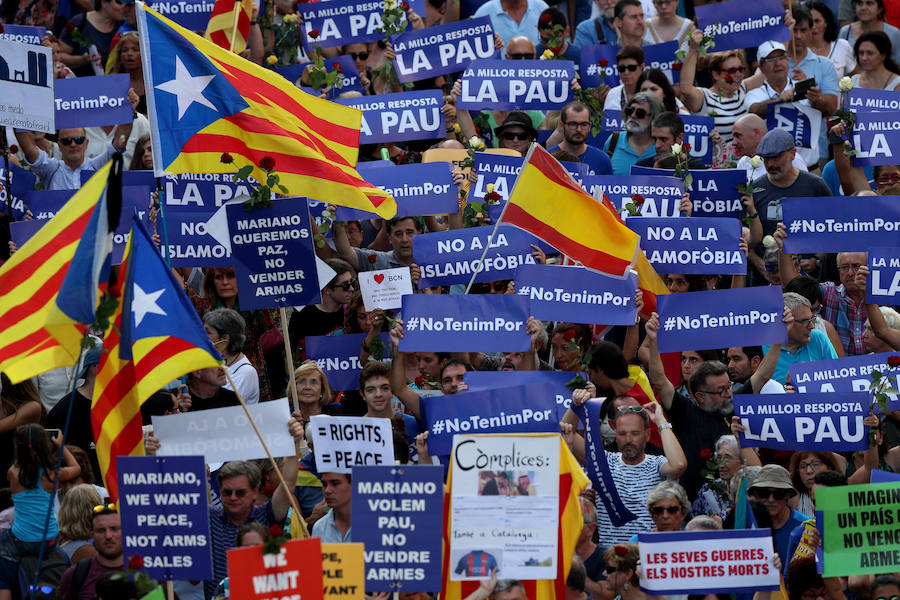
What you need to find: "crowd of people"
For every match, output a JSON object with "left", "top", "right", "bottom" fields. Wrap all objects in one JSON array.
[{"left": 1, "top": 0, "right": 900, "bottom": 598}]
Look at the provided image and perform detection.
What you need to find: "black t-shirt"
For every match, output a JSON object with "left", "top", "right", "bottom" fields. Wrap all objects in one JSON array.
[
  {"left": 752, "top": 171, "right": 832, "bottom": 238},
  {"left": 287, "top": 305, "right": 345, "bottom": 361},
  {"left": 666, "top": 390, "right": 732, "bottom": 499},
  {"left": 47, "top": 390, "right": 103, "bottom": 483},
  {"left": 189, "top": 387, "right": 240, "bottom": 412},
  {"left": 582, "top": 544, "right": 607, "bottom": 583}
]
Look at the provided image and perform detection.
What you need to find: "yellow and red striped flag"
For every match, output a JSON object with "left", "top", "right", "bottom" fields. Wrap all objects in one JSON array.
[
  {"left": 137, "top": 2, "right": 396, "bottom": 219},
  {"left": 93, "top": 217, "right": 222, "bottom": 498},
  {"left": 0, "top": 163, "right": 114, "bottom": 383},
  {"left": 205, "top": 0, "right": 254, "bottom": 53},
  {"left": 503, "top": 144, "right": 639, "bottom": 277},
  {"left": 441, "top": 434, "right": 589, "bottom": 600}
]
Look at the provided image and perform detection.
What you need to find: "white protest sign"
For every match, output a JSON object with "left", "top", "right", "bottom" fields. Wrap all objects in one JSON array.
[
  {"left": 310, "top": 415, "right": 394, "bottom": 474},
  {"left": 0, "top": 40, "right": 55, "bottom": 133},
  {"left": 449, "top": 434, "right": 560, "bottom": 581},
  {"left": 152, "top": 398, "right": 295, "bottom": 463},
  {"left": 639, "top": 529, "right": 779, "bottom": 595},
  {"left": 358, "top": 266, "right": 413, "bottom": 311}
]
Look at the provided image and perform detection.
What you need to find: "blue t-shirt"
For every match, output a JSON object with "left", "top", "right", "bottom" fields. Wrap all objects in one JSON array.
[
  {"left": 788, "top": 49, "right": 839, "bottom": 161},
  {"left": 547, "top": 144, "right": 613, "bottom": 175},
  {"left": 773, "top": 509, "right": 811, "bottom": 566},
  {"left": 603, "top": 132, "right": 656, "bottom": 175},
  {"left": 764, "top": 328, "right": 839, "bottom": 385}
]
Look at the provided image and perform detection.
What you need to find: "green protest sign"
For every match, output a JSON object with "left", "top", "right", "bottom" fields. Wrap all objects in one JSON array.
[{"left": 817, "top": 482, "right": 900, "bottom": 577}]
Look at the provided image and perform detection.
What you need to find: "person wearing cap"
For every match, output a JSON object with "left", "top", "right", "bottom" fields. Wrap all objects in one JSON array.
[
  {"left": 748, "top": 464, "right": 810, "bottom": 564},
  {"left": 494, "top": 111, "right": 539, "bottom": 155},
  {"left": 732, "top": 114, "right": 809, "bottom": 180},
  {"left": 46, "top": 347, "right": 104, "bottom": 483},
  {"left": 472, "top": 0, "right": 550, "bottom": 46},
  {"left": 547, "top": 101, "right": 614, "bottom": 175}
]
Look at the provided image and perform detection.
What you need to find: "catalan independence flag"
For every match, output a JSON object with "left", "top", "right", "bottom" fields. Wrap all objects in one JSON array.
[
  {"left": 205, "top": 0, "right": 253, "bottom": 53},
  {"left": 136, "top": 2, "right": 396, "bottom": 219},
  {"left": 0, "top": 164, "right": 114, "bottom": 383},
  {"left": 93, "top": 217, "right": 222, "bottom": 498},
  {"left": 503, "top": 144, "right": 639, "bottom": 278},
  {"left": 441, "top": 434, "right": 589, "bottom": 600}
]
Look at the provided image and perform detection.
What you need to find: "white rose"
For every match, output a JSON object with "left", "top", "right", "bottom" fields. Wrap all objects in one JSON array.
[
  {"left": 750, "top": 155, "right": 762, "bottom": 168},
  {"left": 839, "top": 76, "right": 853, "bottom": 93},
  {"left": 671, "top": 143, "right": 682, "bottom": 156},
  {"left": 762, "top": 235, "right": 776, "bottom": 249},
  {"left": 469, "top": 136, "right": 485, "bottom": 150}
]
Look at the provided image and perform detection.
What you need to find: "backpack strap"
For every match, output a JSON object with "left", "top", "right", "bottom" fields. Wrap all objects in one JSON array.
[
  {"left": 69, "top": 557, "right": 93, "bottom": 597},
  {"left": 606, "top": 131, "right": 620, "bottom": 158},
  {"left": 593, "top": 18, "right": 606, "bottom": 44}
]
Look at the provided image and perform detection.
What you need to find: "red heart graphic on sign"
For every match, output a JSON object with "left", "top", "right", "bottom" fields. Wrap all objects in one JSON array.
[{"left": 373, "top": 274, "right": 385, "bottom": 284}]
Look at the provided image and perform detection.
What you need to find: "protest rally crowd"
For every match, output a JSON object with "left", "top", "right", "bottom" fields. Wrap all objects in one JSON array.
[{"left": 1, "top": 0, "right": 900, "bottom": 597}]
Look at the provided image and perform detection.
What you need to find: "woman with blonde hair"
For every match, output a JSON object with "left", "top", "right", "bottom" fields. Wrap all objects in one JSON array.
[
  {"left": 293, "top": 360, "right": 336, "bottom": 423},
  {"left": 57, "top": 484, "right": 102, "bottom": 563},
  {"left": 106, "top": 31, "right": 145, "bottom": 112}
]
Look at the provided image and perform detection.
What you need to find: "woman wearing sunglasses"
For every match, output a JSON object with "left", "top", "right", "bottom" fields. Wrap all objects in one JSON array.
[
  {"left": 644, "top": 480, "right": 689, "bottom": 533},
  {"left": 602, "top": 543, "right": 657, "bottom": 600}
]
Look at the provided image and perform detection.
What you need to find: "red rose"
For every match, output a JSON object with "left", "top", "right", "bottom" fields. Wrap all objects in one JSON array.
[
  {"left": 888, "top": 355, "right": 900, "bottom": 368},
  {"left": 485, "top": 191, "right": 501, "bottom": 202},
  {"left": 598, "top": 59, "right": 608, "bottom": 68},
  {"left": 367, "top": 254, "right": 377, "bottom": 264},
  {"left": 0, "top": 24, "right": 4, "bottom": 34},
  {"left": 128, "top": 554, "right": 144, "bottom": 570},
  {"left": 700, "top": 448, "right": 713, "bottom": 460},
  {"left": 332, "top": 62, "right": 342, "bottom": 73},
  {"left": 65, "top": 22, "right": 75, "bottom": 32},
  {"left": 414, "top": 376, "right": 425, "bottom": 387},
  {"left": 562, "top": 329, "right": 577, "bottom": 343},
  {"left": 220, "top": 152, "right": 234, "bottom": 164},
  {"left": 9, "top": 145, "right": 18, "bottom": 154},
  {"left": 262, "top": 484, "right": 276, "bottom": 496},
  {"left": 259, "top": 156, "right": 276, "bottom": 171},
  {"left": 550, "top": 46, "right": 561, "bottom": 55},
  {"left": 309, "top": 29, "right": 320, "bottom": 39},
  {"left": 539, "top": 13, "right": 551, "bottom": 24},
  {"left": 724, "top": 73, "right": 734, "bottom": 84},
  {"left": 614, "top": 545, "right": 628, "bottom": 557},
  {"left": 269, "top": 524, "right": 283, "bottom": 537},
  {"left": 630, "top": 193, "right": 645, "bottom": 207},
  {"left": 400, "top": 1, "right": 410, "bottom": 10},
  {"left": 672, "top": 62, "right": 683, "bottom": 71},
  {"left": 682, "top": 142, "right": 691, "bottom": 153}
]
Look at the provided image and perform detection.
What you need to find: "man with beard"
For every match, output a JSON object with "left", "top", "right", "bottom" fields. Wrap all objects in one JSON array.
[
  {"left": 335, "top": 216, "right": 422, "bottom": 272},
  {"left": 58, "top": 507, "right": 123, "bottom": 600},
  {"left": 547, "top": 101, "right": 613, "bottom": 175},
  {"left": 764, "top": 292, "right": 838, "bottom": 385},
  {"left": 748, "top": 465, "right": 809, "bottom": 563},
  {"left": 604, "top": 91, "right": 662, "bottom": 174},
  {"left": 726, "top": 345, "right": 786, "bottom": 394}
]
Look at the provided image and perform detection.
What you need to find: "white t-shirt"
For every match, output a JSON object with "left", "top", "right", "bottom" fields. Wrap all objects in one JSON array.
[
  {"left": 737, "top": 154, "right": 808, "bottom": 179},
  {"left": 822, "top": 39, "right": 857, "bottom": 79},
  {"left": 224, "top": 355, "right": 260, "bottom": 405}
]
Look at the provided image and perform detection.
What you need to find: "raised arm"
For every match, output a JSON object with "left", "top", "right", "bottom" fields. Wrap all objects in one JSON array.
[
  {"left": 388, "top": 320, "right": 423, "bottom": 419},
  {"left": 830, "top": 120, "right": 872, "bottom": 194},
  {"left": 272, "top": 411, "right": 305, "bottom": 522},
  {"left": 645, "top": 312, "right": 675, "bottom": 410},
  {"left": 678, "top": 30, "right": 707, "bottom": 113},
  {"left": 332, "top": 221, "right": 362, "bottom": 271},
  {"left": 857, "top": 266, "right": 900, "bottom": 350},
  {"left": 773, "top": 222, "right": 801, "bottom": 284},
  {"left": 13, "top": 130, "right": 41, "bottom": 164},
  {"left": 749, "top": 338, "right": 784, "bottom": 394},
  {"left": 647, "top": 402, "right": 687, "bottom": 479}
]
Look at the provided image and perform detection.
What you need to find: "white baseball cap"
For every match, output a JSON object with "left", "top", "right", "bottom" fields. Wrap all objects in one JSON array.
[{"left": 758, "top": 41, "right": 787, "bottom": 59}]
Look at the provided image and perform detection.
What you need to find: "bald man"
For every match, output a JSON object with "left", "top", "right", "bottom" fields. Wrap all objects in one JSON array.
[
  {"left": 732, "top": 114, "right": 807, "bottom": 180},
  {"left": 505, "top": 36, "right": 536, "bottom": 60}
]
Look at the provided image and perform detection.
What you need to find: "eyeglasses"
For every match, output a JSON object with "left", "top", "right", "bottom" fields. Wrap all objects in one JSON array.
[
  {"left": 875, "top": 596, "right": 900, "bottom": 600},
  {"left": 794, "top": 317, "right": 816, "bottom": 327},
  {"left": 753, "top": 488, "right": 789, "bottom": 500},
  {"left": 838, "top": 263, "right": 862, "bottom": 272},
  {"left": 617, "top": 63, "right": 640, "bottom": 73},
  {"left": 508, "top": 52, "right": 535, "bottom": 60},
  {"left": 331, "top": 278, "right": 358, "bottom": 291},
  {"left": 876, "top": 175, "right": 900, "bottom": 185},
  {"left": 698, "top": 385, "right": 731, "bottom": 397},
  {"left": 604, "top": 565, "right": 620, "bottom": 574},
  {"left": 720, "top": 66, "right": 746, "bottom": 75},
  {"left": 502, "top": 131, "right": 532, "bottom": 141},
  {"left": 221, "top": 488, "right": 250, "bottom": 497},
  {"left": 487, "top": 281, "right": 507, "bottom": 292},
  {"left": 93, "top": 503, "right": 117, "bottom": 513},
  {"left": 60, "top": 136, "right": 86, "bottom": 146},
  {"left": 616, "top": 405, "right": 646, "bottom": 415},
  {"left": 623, "top": 106, "right": 647, "bottom": 118},
  {"left": 799, "top": 460, "right": 824, "bottom": 471},
  {"left": 563, "top": 121, "right": 591, "bottom": 130},
  {"left": 760, "top": 54, "right": 788, "bottom": 64},
  {"left": 651, "top": 505, "right": 682, "bottom": 515},
  {"left": 349, "top": 52, "right": 369, "bottom": 60}
]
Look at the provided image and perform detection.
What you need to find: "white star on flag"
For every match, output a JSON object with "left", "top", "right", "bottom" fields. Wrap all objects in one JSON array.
[
  {"left": 132, "top": 283, "right": 167, "bottom": 327},
  {"left": 155, "top": 56, "right": 217, "bottom": 119}
]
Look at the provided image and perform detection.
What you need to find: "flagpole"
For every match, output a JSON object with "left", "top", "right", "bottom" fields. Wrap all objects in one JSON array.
[
  {"left": 223, "top": 369, "right": 310, "bottom": 538},
  {"left": 228, "top": 0, "right": 242, "bottom": 53},
  {"left": 279, "top": 307, "right": 300, "bottom": 413},
  {"left": 154, "top": 178, "right": 172, "bottom": 268}
]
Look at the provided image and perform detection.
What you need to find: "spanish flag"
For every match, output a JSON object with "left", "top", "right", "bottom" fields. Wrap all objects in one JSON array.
[
  {"left": 0, "top": 164, "right": 114, "bottom": 383},
  {"left": 441, "top": 434, "right": 589, "bottom": 600},
  {"left": 136, "top": 2, "right": 396, "bottom": 219},
  {"left": 205, "top": 0, "right": 254, "bottom": 53},
  {"left": 502, "top": 144, "right": 639, "bottom": 278}
]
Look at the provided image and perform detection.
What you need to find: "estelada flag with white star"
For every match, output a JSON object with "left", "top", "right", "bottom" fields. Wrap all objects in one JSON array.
[
  {"left": 136, "top": 1, "right": 397, "bottom": 219},
  {"left": 92, "top": 216, "right": 222, "bottom": 499}
]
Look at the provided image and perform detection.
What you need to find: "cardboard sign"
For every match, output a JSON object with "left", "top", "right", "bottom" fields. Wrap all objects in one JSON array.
[
  {"left": 359, "top": 267, "right": 412, "bottom": 311},
  {"left": 458, "top": 59, "right": 574, "bottom": 110},
  {"left": 322, "top": 543, "right": 365, "bottom": 600},
  {"left": 847, "top": 88, "right": 900, "bottom": 111},
  {"left": 299, "top": 0, "right": 425, "bottom": 47},
  {"left": 0, "top": 40, "right": 54, "bottom": 133},
  {"left": 335, "top": 162, "right": 458, "bottom": 221},
  {"left": 55, "top": 74, "right": 132, "bottom": 129},
  {"left": 851, "top": 111, "right": 900, "bottom": 166},
  {"left": 310, "top": 415, "right": 395, "bottom": 474},
  {"left": 696, "top": 0, "right": 790, "bottom": 52},
  {"left": 789, "top": 352, "right": 900, "bottom": 409},
  {"left": 639, "top": 529, "right": 780, "bottom": 594},
  {"left": 515, "top": 264, "right": 637, "bottom": 325},
  {"left": 337, "top": 90, "right": 446, "bottom": 144},
  {"left": 117, "top": 455, "right": 213, "bottom": 580},
  {"left": 391, "top": 17, "right": 497, "bottom": 83},
  {"left": 628, "top": 217, "right": 745, "bottom": 274},
  {"left": 584, "top": 175, "right": 684, "bottom": 218},
  {"left": 781, "top": 196, "right": 900, "bottom": 253},
  {"left": 0, "top": 25, "right": 46, "bottom": 45},
  {"left": 464, "top": 371, "right": 583, "bottom": 420},
  {"left": 351, "top": 465, "right": 444, "bottom": 591},
  {"left": 152, "top": 399, "right": 296, "bottom": 463},
  {"left": 305, "top": 333, "right": 392, "bottom": 391},
  {"left": 630, "top": 166, "right": 746, "bottom": 219},
  {"left": 0, "top": 162, "right": 36, "bottom": 220},
  {"left": 228, "top": 537, "right": 325, "bottom": 600},
  {"left": 151, "top": 0, "right": 216, "bottom": 31},
  {"left": 867, "top": 246, "right": 900, "bottom": 305}
]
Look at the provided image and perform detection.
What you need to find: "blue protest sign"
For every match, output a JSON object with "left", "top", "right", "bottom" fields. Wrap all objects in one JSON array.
[
  {"left": 628, "top": 217, "right": 745, "bottom": 274},
  {"left": 25, "top": 190, "right": 74, "bottom": 220},
  {"left": 305, "top": 333, "right": 392, "bottom": 391},
  {"left": 472, "top": 153, "right": 586, "bottom": 206},
  {"left": 682, "top": 116, "right": 715, "bottom": 165},
  {"left": 150, "top": 0, "right": 215, "bottom": 31},
  {"left": 463, "top": 370, "right": 583, "bottom": 420},
  {"left": 414, "top": 225, "right": 555, "bottom": 289},
  {"left": 0, "top": 25, "right": 46, "bottom": 45},
  {"left": 734, "top": 393, "right": 869, "bottom": 451},
  {"left": 457, "top": 59, "right": 574, "bottom": 110},
  {"left": 630, "top": 166, "right": 746, "bottom": 218},
  {"left": 872, "top": 470, "right": 900, "bottom": 483},
  {"left": 294, "top": 56, "right": 367, "bottom": 99},
  {"left": 583, "top": 175, "right": 684, "bottom": 218},
  {"left": 80, "top": 169, "right": 157, "bottom": 189},
  {"left": 515, "top": 264, "right": 638, "bottom": 324},
  {"left": 850, "top": 111, "right": 900, "bottom": 166},
  {"left": 117, "top": 455, "right": 213, "bottom": 580},
  {"left": 0, "top": 163, "right": 36, "bottom": 220},
  {"left": 789, "top": 352, "right": 900, "bottom": 409},
  {"left": 164, "top": 210, "right": 230, "bottom": 267},
  {"left": 579, "top": 45, "right": 621, "bottom": 90},
  {"left": 351, "top": 465, "right": 444, "bottom": 592},
  {"left": 868, "top": 247, "right": 900, "bottom": 305},
  {"left": 161, "top": 173, "right": 259, "bottom": 214},
  {"left": 421, "top": 383, "right": 559, "bottom": 456},
  {"left": 299, "top": 0, "right": 425, "bottom": 47},
  {"left": 781, "top": 196, "right": 900, "bottom": 253},
  {"left": 847, "top": 88, "right": 900, "bottom": 111},
  {"left": 391, "top": 17, "right": 498, "bottom": 83},
  {"left": 656, "top": 286, "right": 787, "bottom": 352},
  {"left": 338, "top": 90, "right": 446, "bottom": 144},
  {"left": 767, "top": 102, "right": 816, "bottom": 150},
  {"left": 696, "top": 0, "right": 790, "bottom": 52},
  {"left": 225, "top": 199, "right": 320, "bottom": 310},
  {"left": 572, "top": 400, "right": 637, "bottom": 527},
  {"left": 54, "top": 74, "right": 132, "bottom": 129},
  {"left": 399, "top": 294, "right": 531, "bottom": 352},
  {"left": 336, "top": 162, "right": 457, "bottom": 220}
]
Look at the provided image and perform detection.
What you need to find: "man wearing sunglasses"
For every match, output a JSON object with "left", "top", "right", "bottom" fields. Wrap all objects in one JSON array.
[
  {"left": 604, "top": 91, "right": 661, "bottom": 175},
  {"left": 288, "top": 258, "right": 357, "bottom": 361},
  {"left": 747, "top": 464, "right": 807, "bottom": 565},
  {"left": 493, "top": 111, "right": 538, "bottom": 155},
  {"left": 14, "top": 89, "right": 139, "bottom": 190},
  {"left": 601, "top": 45, "right": 645, "bottom": 115}
]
